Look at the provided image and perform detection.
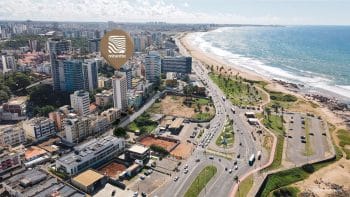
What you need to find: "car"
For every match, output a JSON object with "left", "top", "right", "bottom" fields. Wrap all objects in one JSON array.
[
  {"left": 195, "top": 158, "right": 200, "bottom": 162},
  {"left": 234, "top": 165, "right": 238, "bottom": 170},
  {"left": 239, "top": 142, "right": 242, "bottom": 146},
  {"left": 234, "top": 161, "right": 237, "bottom": 165},
  {"left": 140, "top": 175, "right": 145, "bottom": 180},
  {"left": 309, "top": 132, "right": 314, "bottom": 136},
  {"left": 288, "top": 135, "right": 293, "bottom": 138},
  {"left": 184, "top": 169, "right": 189, "bottom": 174},
  {"left": 237, "top": 154, "right": 241, "bottom": 158},
  {"left": 225, "top": 167, "right": 228, "bottom": 171},
  {"left": 322, "top": 133, "right": 327, "bottom": 136},
  {"left": 229, "top": 169, "right": 233, "bottom": 173},
  {"left": 174, "top": 176, "right": 179, "bottom": 181},
  {"left": 209, "top": 156, "right": 214, "bottom": 160},
  {"left": 141, "top": 192, "right": 147, "bottom": 197},
  {"left": 301, "top": 140, "right": 306, "bottom": 143},
  {"left": 133, "top": 192, "right": 138, "bottom": 197},
  {"left": 301, "top": 136, "right": 306, "bottom": 139},
  {"left": 184, "top": 164, "right": 188, "bottom": 169}
]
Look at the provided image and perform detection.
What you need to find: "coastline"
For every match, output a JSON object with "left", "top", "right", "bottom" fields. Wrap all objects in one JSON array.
[{"left": 179, "top": 31, "right": 348, "bottom": 129}]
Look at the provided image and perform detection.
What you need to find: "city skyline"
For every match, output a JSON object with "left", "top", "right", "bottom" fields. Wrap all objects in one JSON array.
[{"left": 0, "top": 0, "right": 349, "bottom": 25}]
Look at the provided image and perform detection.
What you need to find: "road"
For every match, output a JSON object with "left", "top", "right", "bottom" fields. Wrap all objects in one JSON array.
[{"left": 151, "top": 35, "right": 267, "bottom": 197}]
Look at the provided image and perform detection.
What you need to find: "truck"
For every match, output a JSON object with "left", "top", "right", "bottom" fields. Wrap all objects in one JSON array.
[
  {"left": 257, "top": 151, "right": 262, "bottom": 160},
  {"left": 231, "top": 107, "right": 235, "bottom": 114},
  {"left": 248, "top": 154, "right": 255, "bottom": 166}
]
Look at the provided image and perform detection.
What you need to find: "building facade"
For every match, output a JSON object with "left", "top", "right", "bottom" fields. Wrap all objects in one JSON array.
[
  {"left": 22, "top": 117, "right": 56, "bottom": 141},
  {"left": 112, "top": 72, "right": 128, "bottom": 111},
  {"left": 145, "top": 51, "right": 161, "bottom": 83},
  {"left": 0, "top": 146, "right": 22, "bottom": 175},
  {"left": 161, "top": 56, "right": 192, "bottom": 74},
  {"left": 70, "top": 90, "right": 90, "bottom": 116},
  {"left": 0, "top": 125, "right": 26, "bottom": 146},
  {"left": 63, "top": 115, "right": 92, "bottom": 144},
  {"left": 56, "top": 136, "right": 124, "bottom": 175}
]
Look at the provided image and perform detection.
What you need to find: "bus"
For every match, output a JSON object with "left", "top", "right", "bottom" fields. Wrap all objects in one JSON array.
[
  {"left": 248, "top": 154, "right": 255, "bottom": 166},
  {"left": 231, "top": 107, "right": 235, "bottom": 114}
]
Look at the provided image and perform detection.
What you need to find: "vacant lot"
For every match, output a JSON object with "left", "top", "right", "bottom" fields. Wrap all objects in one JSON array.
[
  {"left": 148, "top": 95, "right": 215, "bottom": 121},
  {"left": 171, "top": 142, "right": 193, "bottom": 159},
  {"left": 98, "top": 162, "right": 126, "bottom": 178},
  {"left": 140, "top": 136, "right": 177, "bottom": 152}
]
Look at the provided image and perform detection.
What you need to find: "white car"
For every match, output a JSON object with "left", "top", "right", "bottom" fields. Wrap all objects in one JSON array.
[
  {"left": 174, "top": 176, "right": 179, "bottom": 181},
  {"left": 234, "top": 165, "right": 238, "bottom": 170},
  {"left": 229, "top": 169, "right": 233, "bottom": 173}
]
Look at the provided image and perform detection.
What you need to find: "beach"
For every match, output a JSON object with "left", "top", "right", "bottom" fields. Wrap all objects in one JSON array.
[{"left": 178, "top": 31, "right": 350, "bottom": 196}]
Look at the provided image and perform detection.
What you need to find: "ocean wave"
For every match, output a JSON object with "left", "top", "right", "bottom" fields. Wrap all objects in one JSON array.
[{"left": 188, "top": 31, "right": 350, "bottom": 100}]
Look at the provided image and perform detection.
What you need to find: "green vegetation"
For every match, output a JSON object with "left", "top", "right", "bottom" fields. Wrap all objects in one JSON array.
[
  {"left": 184, "top": 165, "right": 217, "bottom": 197},
  {"left": 237, "top": 175, "right": 254, "bottom": 197},
  {"left": 263, "top": 114, "right": 285, "bottom": 170},
  {"left": 113, "top": 127, "right": 127, "bottom": 137},
  {"left": 209, "top": 73, "right": 263, "bottom": 106},
  {"left": 194, "top": 112, "right": 213, "bottom": 121},
  {"left": 127, "top": 112, "right": 158, "bottom": 134},
  {"left": 150, "top": 144, "right": 169, "bottom": 155},
  {"left": 267, "top": 91, "right": 298, "bottom": 110},
  {"left": 337, "top": 129, "right": 350, "bottom": 159},
  {"left": 0, "top": 35, "right": 46, "bottom": 50},
  {"left": 48, "top": 167, "right": 69, "bottom": 180},
  {"left": 147, "top": 101, "right": 161, "bottom": 114},
  {"left": 215, "top": 119, "right": 234, "bottom": 147},
  {"left": 272, "top": 186, "right": 300, "bottom": 197},
  {"left": 28, "top": 84, "right": 70, "bottom": 116},
  {"left": 304, "top": 118, "right": 314, "bottom": 156}
]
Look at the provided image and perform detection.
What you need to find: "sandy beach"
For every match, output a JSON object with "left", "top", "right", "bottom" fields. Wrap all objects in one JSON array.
[{"left": 178, "top": 31, "right": 350, "bottom": 195}]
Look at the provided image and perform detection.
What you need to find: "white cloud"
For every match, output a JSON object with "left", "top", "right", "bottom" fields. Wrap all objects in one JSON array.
[{"left": 0, "top": 0, "right": 289, "bottom": 24}]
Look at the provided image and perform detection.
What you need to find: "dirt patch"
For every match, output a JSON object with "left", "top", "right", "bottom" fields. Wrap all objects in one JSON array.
[
  {"left": 98, "top": 162, "right": 126, "bottom": 178},
  {"left": 140, "top": 136, "right": 177, "bottom": 152},
  {"left": 171, "top": 142, "right": 194, "bottom": 159},
  {"left": 293, "top": 158, "right": 350, "bottom": 196}
]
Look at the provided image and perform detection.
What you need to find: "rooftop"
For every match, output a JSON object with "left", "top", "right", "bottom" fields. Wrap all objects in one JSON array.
[
  {"left": 72, "top": 169, "right": 104, "bottom": 187},
  {"left": 5, "top": 96, "right": 27, "bottom": 105},
  {"left": 169, "top": 118, "right": 184, "bottom": 129},
  {"left": 128, "top": 144, "right": 149, "bottom": 155}
]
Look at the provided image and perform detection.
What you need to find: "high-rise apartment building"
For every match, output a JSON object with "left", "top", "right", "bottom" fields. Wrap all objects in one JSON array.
[
  {"left": 83, "top": 59, "right": 99, "bottom": 92},
  {"left": 145, "top": 51, "right": 161, "bottom": 83},
  {"left": 112, "top": 72, "right": 128, "bottom": 111},
  {"left": 161, "top": 56, "right": 192, "bottom": 74},
  {"left": 70, "top": 90, "right": 90, "bottom": 116}
]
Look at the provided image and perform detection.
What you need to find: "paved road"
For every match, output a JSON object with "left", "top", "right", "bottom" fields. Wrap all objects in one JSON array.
[{"left": 151, "top": 35, "right": 267, "bottom": 197}]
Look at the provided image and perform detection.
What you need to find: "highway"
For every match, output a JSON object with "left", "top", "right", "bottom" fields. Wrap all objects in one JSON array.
[{"left": 151, "top": 36, "right": 268, "bottom": 197}]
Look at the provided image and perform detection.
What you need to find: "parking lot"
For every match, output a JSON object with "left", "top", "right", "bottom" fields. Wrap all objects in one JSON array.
[
  {"left": 284, "top": 113, "right": 331, "bottom": 165},
  {"left": 129, "top": 170, "right": 170, "bottom": 195}
]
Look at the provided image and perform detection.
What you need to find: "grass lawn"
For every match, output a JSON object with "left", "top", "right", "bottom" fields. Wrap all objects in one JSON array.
[
  {"left": 147, "top": 101, "right": 161, "bottom": 114},
  {"left": 236, "top": 175, "right": 254, "bottom": 197},
  {"left": 209, "top": 73, "right": 263, "bottom": 106},
  {"left": 194, "top": 97, "right": 210, "bottom": 105},
  {"left": 127, "top": 113, "right": 158, "bottom": 134},
  {"left": 184, "top": 165, "right": 217, "bottom": 197},
  {"left": 304, "top": 118, "right": 314, "bottom": 156},
  {"left": 263, "top": 114, "right": 285, "bottom": 171},
  {"left": 337, "top": 129, "right": 350, "bottom": 159},
  {"left": 195, "top": 112, "right": 214, "bottom": 121},
  {"left": 215, "top": 120, "right": 234, "bottom": 147},
  {"left": 267, "top": 91, "right": 298, "bottom": 109}
]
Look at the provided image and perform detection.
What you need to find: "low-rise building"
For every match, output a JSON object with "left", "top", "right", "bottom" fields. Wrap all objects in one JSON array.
[
  {"left": 72, "top": 169, "right": 107, "bottom": 194},
  {"left": 56, "top": 136, "right": 124, "bottom": 176},
  {"left": 95, "top": 90, "right": 113, "bottom": 107},
  {"left": 90, "top": 115, "right": 110, "bottom": 134},
  {"left": 125, "top": 144, "right": 150, "bottom": 165},
  {"left": 0, "top": 146, "right": 22, "bottom": 175},
  {"left": 22, "top": 117, "right": 56, "bottom": 141},
  {"left": 101, "top": 108, "right": 121, "bottom": 123},
  {"left": 63, "top": 114, "right": 92, "bottom": 144},
  {"left": 2, "top": 168, "right": 85, "bottom": 197},
  {"left": 0, "top": 125, "right": 26, "bottom": 146},
  {"left": 98, "top": 76, "right": 112, "bottom": 89},
  {"left": 0, "top": 97, "right": 27, "bottom": 121}
]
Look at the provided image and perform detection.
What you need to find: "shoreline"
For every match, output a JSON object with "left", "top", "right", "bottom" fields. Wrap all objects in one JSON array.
[{"left": 179, "top": 31, "right": 349, "bottom": 129}]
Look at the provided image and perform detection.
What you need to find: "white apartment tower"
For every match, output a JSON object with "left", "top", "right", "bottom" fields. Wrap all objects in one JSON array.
[
  {"left": 112, "top": 72, "right": 128, "bottom": 111},
  {"left": 70, "top": 90, "right": 90, "bottom": 116}
]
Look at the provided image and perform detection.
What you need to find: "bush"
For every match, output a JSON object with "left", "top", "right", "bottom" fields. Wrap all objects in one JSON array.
[
  {"left": 301, "top": 164, "right": 315, "bottom": 173},
  {"left": 150, "top": 144, "right": 169, "bottom": 155},
  {"left": 114, "top": 127, "right": 127, "bottom": 137}
]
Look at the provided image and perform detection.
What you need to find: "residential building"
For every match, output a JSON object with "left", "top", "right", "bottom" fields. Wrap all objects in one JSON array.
[
  {"left": 88, "top": 38, "right": 101, "bottom": 53},
  {"left": 0, "top": 146, "right": 22, "bottom": 175},
  {"left": 98, "top": 76, "right": 112, "bottom": 89},
  {"left": 112, "top": 72, "right": 128, "bottom": 111},
  {"left": 89, "top": 115, "right": 110, "bottom": 134},
  {"left": 70, "top": 90, "right": 90, "bottom": 116},
  {"left": 2, "top": 168, "right": 84, "bottom": 197},
  {"left": 161, "top": 56, "right": 192, "bottom": 74},
  {"left": 63, "top": 114, "right": 91, "bottom": 144},
  {"left": 47, "top": 38, "right": 71, "bottom": 91},
  {"left": 83, "top": 59, "right": 99, "bottom": 92},
  {"left": 0, "top": 125, "right": 26, "bottom": 146},
  {"left": 95, "top": 90, "right": 113, "bottom": 107},
  {"left": 22, "top": 117, "right": 56, "bottom": 141},
  {"left": 145, "top": 51, "right": 161, "bottom": 83},
  {"left": 101, "top": 108, "right": 121, "bottom": 123},
  {"left": 59, "top": 59, "right": 85, "bottom": 92},
  {"left": 0, "top": 55, "right": 16, "bottom": 73},
  {"left": 0, "top": 97, "right": 27, "bottom": 121},
  {"left": 120, "top": 66, "right": 132, "bottom": 89},
  {"left": 56, "top": 136, "right": 125, "bottom": 175}
]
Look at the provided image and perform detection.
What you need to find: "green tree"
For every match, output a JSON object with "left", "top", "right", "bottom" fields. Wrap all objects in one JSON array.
[{"left": 113, "top": 127, "right": 127, "bottom": 137}]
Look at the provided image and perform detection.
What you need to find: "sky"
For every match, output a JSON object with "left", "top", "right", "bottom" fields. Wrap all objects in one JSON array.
[{"left": 0, "top": 0, "right": 349, "bottom": 25}]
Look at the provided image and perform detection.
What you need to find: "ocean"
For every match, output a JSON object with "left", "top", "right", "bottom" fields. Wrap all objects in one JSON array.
[{"left": 189, "top": 26, "right": 350, "bottom": 101}]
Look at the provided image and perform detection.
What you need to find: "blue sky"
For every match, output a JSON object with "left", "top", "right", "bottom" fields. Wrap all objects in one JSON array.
[{"left": 0, "top": 0, "right": 349, "bottom": 25}]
